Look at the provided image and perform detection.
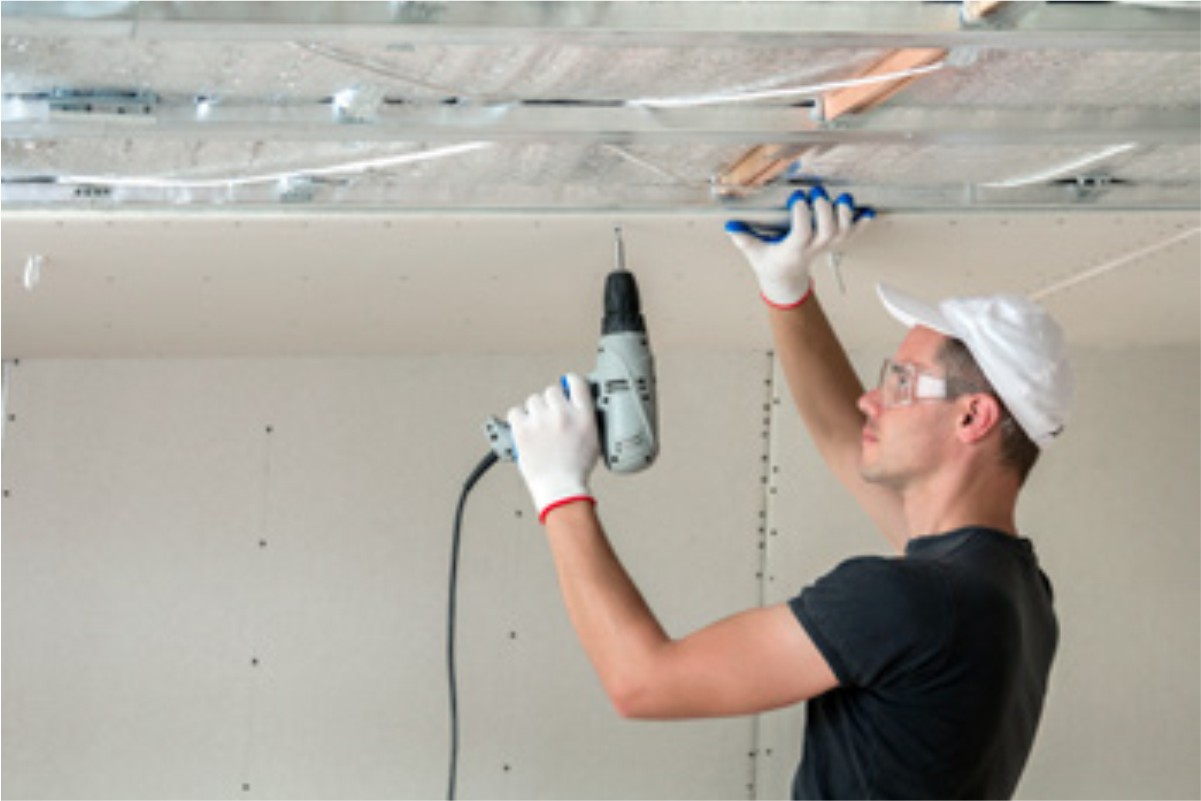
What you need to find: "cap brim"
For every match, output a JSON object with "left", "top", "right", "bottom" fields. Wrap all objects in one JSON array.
[{"left": 876, "top": 283, "right": 955, "bottom": 337}]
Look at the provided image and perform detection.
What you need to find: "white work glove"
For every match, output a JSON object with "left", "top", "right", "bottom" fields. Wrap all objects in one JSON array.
[
  {"left": 725, "top": 186, "right": 874, "bottom": 309},
  {"left": 507, "top": 373, "right": 601, "bottom": 524}
]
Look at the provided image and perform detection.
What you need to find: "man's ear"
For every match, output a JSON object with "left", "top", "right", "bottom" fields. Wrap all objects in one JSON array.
[{"left": 956, "top": 394, "right": 1003, "bottom": 445}]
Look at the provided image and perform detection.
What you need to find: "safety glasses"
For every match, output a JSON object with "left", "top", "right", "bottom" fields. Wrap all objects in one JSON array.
[{"left": 876, "top": 358, "right": 948, "bottom": 409}]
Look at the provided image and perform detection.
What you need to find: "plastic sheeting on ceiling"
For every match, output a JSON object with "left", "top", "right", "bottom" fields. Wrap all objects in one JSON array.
[{"left": 2, "top": 0, "right": 1199, "bottom": 213}]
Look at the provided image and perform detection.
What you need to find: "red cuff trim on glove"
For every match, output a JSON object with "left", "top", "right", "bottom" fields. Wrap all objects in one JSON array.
[
  {"left": 761, "top": 284, "right": 815, "bottom": 311},
  {"left": 538, "top": 495, "right": 597, "bottom": 524}
]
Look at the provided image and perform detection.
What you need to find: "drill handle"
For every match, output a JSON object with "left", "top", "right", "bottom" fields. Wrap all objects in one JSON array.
[{"left": 482, "top": 377, "right": 600, "bottom": 465}]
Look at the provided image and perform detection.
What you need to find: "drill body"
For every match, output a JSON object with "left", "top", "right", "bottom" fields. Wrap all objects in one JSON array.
[{"left": 484, "top": 265, "right": 658, "bottom": 474}]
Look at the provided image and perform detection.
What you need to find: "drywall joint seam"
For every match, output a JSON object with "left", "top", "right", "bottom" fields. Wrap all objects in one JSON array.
[
  {"left": 237, "top": 422, "right": 276, "bottom": 797},
  {"left": 1, "top": 360, "right": 15, "bottom": 446},
  {"left": 748, "top": 348, "right": 779, "bottom": 800}
]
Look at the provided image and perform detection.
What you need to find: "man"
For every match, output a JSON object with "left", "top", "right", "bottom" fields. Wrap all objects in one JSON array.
[{"left": 505, "top": 188, "right": 1072, "bottom": 799}]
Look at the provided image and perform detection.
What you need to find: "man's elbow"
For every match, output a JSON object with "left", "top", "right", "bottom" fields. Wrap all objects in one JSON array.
[
  {"left": 608, "top": 680, "right": 654, "bottom": 720},
  {"left": 600, "top": 643, "right": 680, "bottom": 720},
  {"left": 606, "top": 675, "right": 671, "bottom": 720}
]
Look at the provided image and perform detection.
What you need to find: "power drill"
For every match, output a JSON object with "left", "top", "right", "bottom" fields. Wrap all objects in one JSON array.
[{"left": 483, "top": 227, "right": 658, "bottom": 474}]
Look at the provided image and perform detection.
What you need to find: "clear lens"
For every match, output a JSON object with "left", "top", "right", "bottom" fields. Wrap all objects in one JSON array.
[
  {"left": 878, "top": 359, "right": 914, "bottom": 407},
  {"left": 877, "top": 359, "right": 947, "bottom": 408}
]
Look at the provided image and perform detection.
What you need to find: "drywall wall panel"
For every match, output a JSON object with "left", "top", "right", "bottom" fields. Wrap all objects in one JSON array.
[
  {"left": 754, "top": 346, "right": 1201, "bottom": 800},
  {"left": 0, "top": 360, "right": 274, "bottom": 798},
  {"left": 750, "top": 348, "right": 893, "bottom": 800},
  {"left": 2, "top": 350, "right": 774, "bottom": 799},
  {"left": 1017, "top": 346, "right": 1201, "bottom": 801}
]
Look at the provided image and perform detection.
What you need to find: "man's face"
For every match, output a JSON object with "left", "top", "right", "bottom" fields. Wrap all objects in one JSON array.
[{"left": 857, "top": 326, "right": 956, "bottom": 491}]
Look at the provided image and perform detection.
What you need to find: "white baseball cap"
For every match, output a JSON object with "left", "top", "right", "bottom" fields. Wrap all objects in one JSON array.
[{"left": 876, "top": 283, "right": 1073, "bottom": 447}]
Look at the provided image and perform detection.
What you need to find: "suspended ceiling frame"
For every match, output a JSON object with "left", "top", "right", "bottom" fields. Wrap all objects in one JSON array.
[
  {"left": 2, "top": 1, "right": 1200, "bottom": 215},
  {"left": 4, "top": 1, "right": 1197, "bottom": 48}
]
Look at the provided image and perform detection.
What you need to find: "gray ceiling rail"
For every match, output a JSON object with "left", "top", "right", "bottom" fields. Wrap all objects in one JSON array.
[
  {"left": 2, "top": 1, "right": 1198, "bottom": 49},
  {"left": 2, "top": 1, "right": 1199, "bottom": 213},
  {"left": 4, "top": 102, "right": 1197, "bottom": 147}
]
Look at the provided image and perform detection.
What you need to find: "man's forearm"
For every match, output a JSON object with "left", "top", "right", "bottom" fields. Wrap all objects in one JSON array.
[
  {"left": 769, "top": 295, "right": 909, "bottom": 550},
  {"left": 542, "top": 502, "right": 669, "bottom": 715},
  {"left": 769, "top": 295, "right": 865, "bottom": 459}
]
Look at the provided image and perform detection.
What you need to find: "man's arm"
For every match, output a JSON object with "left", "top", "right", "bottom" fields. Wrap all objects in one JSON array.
[
  {"left": 768, "top": 298, "right": 908, "bottom": 552},
  {"left": 728, "top": 189, "right": 907, "bottom": 551},
  {"left": 507, "top": 379, "right": 838, "bottom": 720},
  {"left": 544, "top": 502, "right": 839, "bottom": 720}
]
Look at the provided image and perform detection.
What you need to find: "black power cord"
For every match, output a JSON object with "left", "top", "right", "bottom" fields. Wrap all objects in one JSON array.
[{"left": 447, "top": 450, "right": 500, "bottom": 800}]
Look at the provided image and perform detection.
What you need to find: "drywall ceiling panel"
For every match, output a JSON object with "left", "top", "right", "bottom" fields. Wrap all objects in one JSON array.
[
  {"left": 2, "top": 211, "right": 1197, "bottom": 360},
  {"left": 816, "top": 213, "right": 1201, "bottom": 352}
]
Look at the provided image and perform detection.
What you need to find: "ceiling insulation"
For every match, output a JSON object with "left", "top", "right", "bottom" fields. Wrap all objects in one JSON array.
[{"left": 1, "top": 0, "right": 1199, "bottom": 213}]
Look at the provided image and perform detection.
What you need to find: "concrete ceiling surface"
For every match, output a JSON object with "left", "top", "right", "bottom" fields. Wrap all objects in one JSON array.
[
  {"left": 2, "top": 1, "right": 1199, "bottom": 213},
  {"left": 3, "top": 212, "right": 1197, "bottom": 359}
]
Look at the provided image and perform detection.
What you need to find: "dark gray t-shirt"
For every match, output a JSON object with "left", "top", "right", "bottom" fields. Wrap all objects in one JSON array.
[{"left": 790, "top": 527, "right": 1057, "bottom": 799}]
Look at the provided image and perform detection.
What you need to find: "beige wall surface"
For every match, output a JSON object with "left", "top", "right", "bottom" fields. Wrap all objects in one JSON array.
[{"left": 2, "top": 345, "right": 1198, "bottom": 799}]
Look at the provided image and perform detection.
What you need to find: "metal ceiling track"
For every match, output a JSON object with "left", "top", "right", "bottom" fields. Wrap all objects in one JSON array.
[
  {"left": 3, "top": 1, "right": 1199, "bottom": 214},
  {"left": 4, "top": 102, "right": 1197, "bottom": 148},
  {"left": 3, "top": 1, "right": 1198, "bottom": 50},
  {"left": 4, "top": 178, "right": 1197, "bottom": 215}
]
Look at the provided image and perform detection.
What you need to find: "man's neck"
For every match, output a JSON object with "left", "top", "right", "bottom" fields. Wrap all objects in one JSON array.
[{"left": 900, "top": 466, "right": 1020, "bottom": 542}]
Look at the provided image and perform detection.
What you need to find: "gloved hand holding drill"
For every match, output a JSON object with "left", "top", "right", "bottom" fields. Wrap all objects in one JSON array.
[
  {"left": 493, "top": 235, "right": 656, "bottom": 524},
  {"left": 726, "top": 186, "right": 875, "bottom": 308},
  {"left": 507, "top": 373, "right": 600, "bottom": 524}
]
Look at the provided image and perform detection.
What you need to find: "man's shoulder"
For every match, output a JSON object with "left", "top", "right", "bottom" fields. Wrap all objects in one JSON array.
[
  {"left": 796, "top": 554, "right": 952, "bottom": 631},
  {"left": 825, "top": 553, "right": 950, "bottom": 595}
]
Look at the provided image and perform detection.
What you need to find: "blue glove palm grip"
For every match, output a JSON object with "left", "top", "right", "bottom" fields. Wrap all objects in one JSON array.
[{"left": 725, "top": 186, "right": 875, "bottom": 243}]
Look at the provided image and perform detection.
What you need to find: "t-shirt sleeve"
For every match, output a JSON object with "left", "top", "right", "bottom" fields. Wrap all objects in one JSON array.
[{"left": 789, "top": 556, "right": 951, "bottom": 688}]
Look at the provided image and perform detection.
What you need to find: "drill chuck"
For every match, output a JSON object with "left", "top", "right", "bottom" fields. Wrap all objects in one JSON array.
[{"left": 601, "top": 270, "right": 646, "bottom": 335}]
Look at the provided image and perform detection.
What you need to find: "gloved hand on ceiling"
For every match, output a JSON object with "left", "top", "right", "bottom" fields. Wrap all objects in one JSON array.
[
  {"left": 507, "top": 373, "right": 601, "bottom": 524},
  {"left": 725, "top": 186, "right": 874, "bottom": 309}
]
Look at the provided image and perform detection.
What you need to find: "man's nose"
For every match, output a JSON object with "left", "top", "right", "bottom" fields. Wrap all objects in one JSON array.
[{"left": 858, "top": 388, "right": 882, "bottom": 418}]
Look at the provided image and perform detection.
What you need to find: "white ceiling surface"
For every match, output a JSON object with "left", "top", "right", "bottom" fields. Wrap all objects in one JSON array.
[{"left": 2, "top": 212, "right": 1197, "bottom": 359}]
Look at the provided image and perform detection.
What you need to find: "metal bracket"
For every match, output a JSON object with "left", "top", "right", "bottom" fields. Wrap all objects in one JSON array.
[
  {"left": 278, "top": 176, "right": 319, "bottom": 204},
  {"left": 47, "top": 88, "right": 158, "bottom": 121},
  {"left": 1061, "top": 173, "right": 1118, "bottom": 203}
]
